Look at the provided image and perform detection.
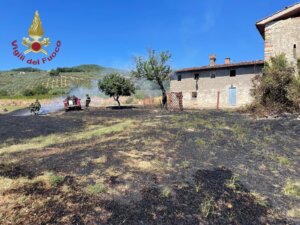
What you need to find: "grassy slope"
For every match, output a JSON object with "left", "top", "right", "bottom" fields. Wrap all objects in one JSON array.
[
  {"left": 0, "top": 66, "right": 168, "bottom": 103},
  {"left": 0, "top": 65, "right": 120, "bottom": 98}
]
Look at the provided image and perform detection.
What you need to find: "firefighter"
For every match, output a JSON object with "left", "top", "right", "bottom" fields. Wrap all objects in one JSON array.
[
  {"left": 85, "top": 94, "right": 91, "bottom": 109},
  {"left": 71, "top": 95, "right": 76, "bottom": 105},
  {"left": 29, "top": 103, "right": 35, "bottom": 114},
  {"left": 33, "top": 99, "right": 41, "bottom": 115}
]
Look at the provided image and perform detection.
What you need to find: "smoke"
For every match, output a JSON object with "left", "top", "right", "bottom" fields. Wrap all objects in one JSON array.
[
  {"left": 39, "top": 97, "right": 65, "bottom": 115},
  {"left": 69, "top": 80, "right": 101, "bottom": 99},
  {"left": 41, "top": 79, "right": 101, "bottom": 114}
]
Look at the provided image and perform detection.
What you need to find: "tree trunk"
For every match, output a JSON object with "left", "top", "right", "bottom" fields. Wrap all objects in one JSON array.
[
  {"left": 113, "top": 96, "right": 121, "bottom": 108},
  {"left": 162, "top": 90, "right": 167, "bottom": 110},
  {"left": 156, "top": 79, "right": 167, "bottom": 110}
]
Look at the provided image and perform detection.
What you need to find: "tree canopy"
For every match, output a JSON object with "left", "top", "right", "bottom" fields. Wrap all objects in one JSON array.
[
  {"left": 131, "top": 49, "right": 172, "bottom": 108},
  {"left": 98, "top": 73, "right": 135, "bottom": 106}
]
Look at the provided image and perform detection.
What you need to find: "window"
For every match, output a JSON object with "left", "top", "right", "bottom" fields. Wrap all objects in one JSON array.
[
  {"left": 192, "top": 92, "right": 197, "bottom": 98},
  {"left": 230, "top": 70, "right": 236, "bottom": 77},
  {"left": 194, "top": 74, "right": 199, "bottom": 80},
  {"left": 294, "top": 44, "right": 297, "bottom": 59},
  {"left": 177, "top": 74, "right": 181, "bottom": 81},
  {"left": 210, "top": 72, "right": 216, "bottom": 78}
]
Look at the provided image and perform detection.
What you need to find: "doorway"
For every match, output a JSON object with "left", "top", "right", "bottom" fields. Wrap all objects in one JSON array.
[{"left": 228, "top": 87, "right": 237, "bottom": 106}]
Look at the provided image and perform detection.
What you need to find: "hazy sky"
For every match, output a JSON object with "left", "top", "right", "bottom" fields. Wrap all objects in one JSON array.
[{"left": 0, "top": 0, "right": 297, "bottom": 70}]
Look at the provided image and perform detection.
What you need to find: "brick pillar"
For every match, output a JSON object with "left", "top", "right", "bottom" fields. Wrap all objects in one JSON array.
[{"left": 264, "top": 28, "right": 273, "bottom": 61}]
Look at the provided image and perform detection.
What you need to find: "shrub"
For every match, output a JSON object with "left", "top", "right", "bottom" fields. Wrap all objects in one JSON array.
[
  {"left": 33, "top": 85, "right": 49, "bottom": 95},
  {"left": 56, "top": 67, "right": 83, "bottom": 73},
  {"left": 49, "top": 69, "right": 60, "bottom": 76},
  {"left": 22, "top": 89, "right": 35, "bottom": 96},
  {"left": 12, "top": 67, "right": 42, "bottom": 72},
  {"left": 22, "top": 85, "right": 49, "bottom": 96},
  {"left": 48, "top": 88, "right": 67, "bottom": 96},
  {"left": 288, "top": 74, "right": 300, "bottom": 108},
  {"left": 250, "top": 54, "right": 300, "bottom": 113},
  {"left": 0, "top": 90, "right": 9, "bottom": 96}
]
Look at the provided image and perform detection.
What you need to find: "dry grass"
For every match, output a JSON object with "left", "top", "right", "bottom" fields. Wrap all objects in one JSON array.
[
  {"left": 0, "top": 172, "right": 63, "bottom": 195},
  {"left": 0, "top": 105, "right": 25, "bottom": 114},
  {"left": 287, "top": 207, "right": 300, "bottom": 219},
  {"left": 251, "top": 192, "right": 269, "bottom": 207}
]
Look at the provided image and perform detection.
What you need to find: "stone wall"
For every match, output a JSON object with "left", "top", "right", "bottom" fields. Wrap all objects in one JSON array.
[
  {"left": 265, "top": 17, "right": 300, "bottom": 68},
  {"left": 170, "top": 65, "right": 263, "bottom": 109}
]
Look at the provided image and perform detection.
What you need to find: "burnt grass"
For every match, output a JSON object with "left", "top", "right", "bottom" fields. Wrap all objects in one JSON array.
[{"left": 0, "top": 108, "right": 299, "bottom": 224}]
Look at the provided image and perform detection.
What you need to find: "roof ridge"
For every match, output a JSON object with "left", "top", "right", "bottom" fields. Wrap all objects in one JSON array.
[
  {"left": 175, "top": 60, "right": 264, "bottom": 73},
  {"left": 256, "top": 1, "right": 300, "bottom": 24}
]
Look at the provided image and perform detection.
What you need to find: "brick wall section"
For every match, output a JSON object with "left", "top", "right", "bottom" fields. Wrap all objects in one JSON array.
[
  {"left": 265, "top": 17, "right": 300, "bottom": 68},
  {"left": 170, "top": 65, "right": 263, "bottom": 109}
]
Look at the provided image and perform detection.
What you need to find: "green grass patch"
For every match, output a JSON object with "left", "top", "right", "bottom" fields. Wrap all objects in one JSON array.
[
  {"left": 86, "top": 183, "right": 107, "bottom": 194},
  {"left": 195, "top": 138, "right": 206, "bottom": 147},
  {"left": 161, "top": 186, "right": 172, "bottom": 198},
  {"left": 283, "top": 179, "right": 300, "bottom": 198},
  {"left": 49, "top": 174, "right": 65, "bottom": 186},
  {"left": 276, "top": 156, "right": 291, "bottom": 166},
  {"left": 225, "top": 176, "right": 239, "bottom": 191}
]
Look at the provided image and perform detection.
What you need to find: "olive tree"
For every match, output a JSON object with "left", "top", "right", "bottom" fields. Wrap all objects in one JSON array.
[
  {"left": 131, "top": 49, "right": 172, "bottom": 109},
  {"left": 98, "top": 73, "right": 135, "bottom": 107}
]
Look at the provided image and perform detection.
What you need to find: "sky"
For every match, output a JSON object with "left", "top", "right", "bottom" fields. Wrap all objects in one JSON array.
[{"left": 0, "top": 0, "right": 298, "bottom": 71}]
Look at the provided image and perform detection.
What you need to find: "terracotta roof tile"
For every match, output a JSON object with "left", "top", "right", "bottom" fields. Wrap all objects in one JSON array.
[{"left": 175, "top": 60, "right": 264, "bottom": 73}]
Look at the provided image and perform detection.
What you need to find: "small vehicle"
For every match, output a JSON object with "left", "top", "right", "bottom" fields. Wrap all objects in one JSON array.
[{"left": 63, "top": 95, "right": 82, "bottom": 111}]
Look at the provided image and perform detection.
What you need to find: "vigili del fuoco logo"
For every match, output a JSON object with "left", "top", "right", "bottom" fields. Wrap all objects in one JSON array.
[{"left": 11, "top": 11, "right": 61, "bottom": 65}]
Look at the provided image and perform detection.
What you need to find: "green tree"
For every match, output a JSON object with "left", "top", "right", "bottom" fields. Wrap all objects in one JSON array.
[
  {"left": 131, "top": 49, "right": 172, "bottom": 108},
  {"left": 33, "top": 85, "right": 49, "bottom": 95},
  {"left": 98, "top": 73, "right": 135, "bottom": 107},
  {"left": 49, "top": 69, "right": 60, "bottom": 76}
]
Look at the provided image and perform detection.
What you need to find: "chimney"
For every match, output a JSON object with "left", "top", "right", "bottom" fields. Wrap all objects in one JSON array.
[
  {"left": 225, "top": 57, "right": 231, "bottom": 64},
  {"left": 209, "top": 54, "right": 216, "bottom": 66}
]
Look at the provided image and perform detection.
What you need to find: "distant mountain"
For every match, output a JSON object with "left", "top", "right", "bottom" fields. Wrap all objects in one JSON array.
[
  {"left": 72, "top": 64, "right": 106, "bottom": 72},
  {"left": 11, "top": 67, "right": 42, "bottom": 72},
  {"left": 72, "top": 64, "right": 122, "bottom": 74}
]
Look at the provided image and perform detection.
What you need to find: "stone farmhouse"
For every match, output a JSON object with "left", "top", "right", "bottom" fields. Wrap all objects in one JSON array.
[{"left": 170, "top": 2, "right": 300, "bottom": 109}]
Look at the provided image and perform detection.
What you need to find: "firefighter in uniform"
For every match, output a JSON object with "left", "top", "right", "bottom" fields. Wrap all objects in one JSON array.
[
  {"left": 85, "top": 94, "right": 91, "bottom": 109},
  {"left": 33, "top": 99, "right": 41, "bottom": 115},
  {"left": 29, "top": 103, "right": 35, "bottom": 114}
]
